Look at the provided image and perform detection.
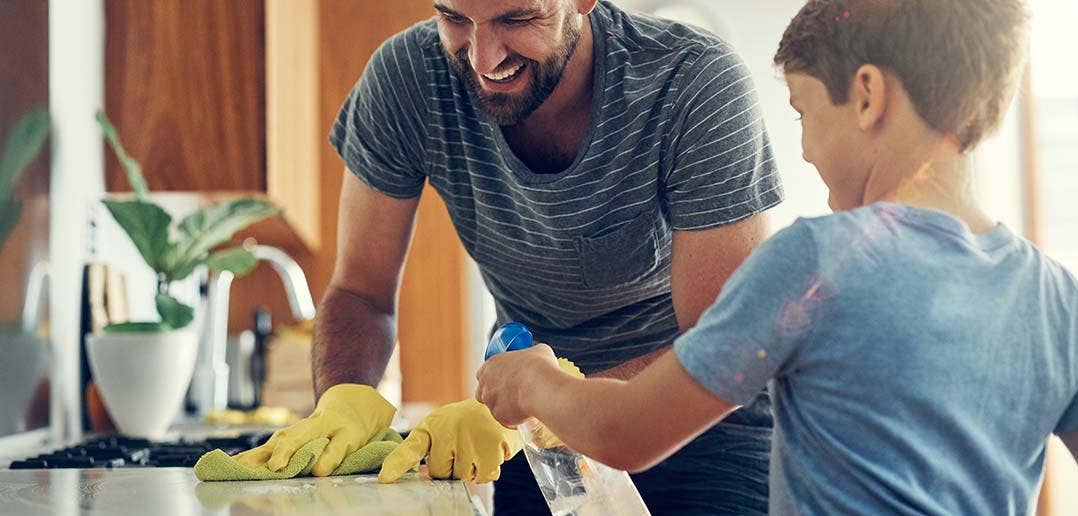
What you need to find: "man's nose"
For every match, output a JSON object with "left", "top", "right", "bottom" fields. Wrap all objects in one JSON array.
[{"left": 468, "top": 24, "right": 508, "bottom": 74}]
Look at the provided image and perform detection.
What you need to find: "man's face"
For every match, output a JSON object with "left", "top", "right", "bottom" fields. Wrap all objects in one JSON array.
[
  {"left": 786, "top": 72, "right": 869, "bottom": 211},
  {"left": 435, "top": 0, "right": 583, "bottom": 125}
]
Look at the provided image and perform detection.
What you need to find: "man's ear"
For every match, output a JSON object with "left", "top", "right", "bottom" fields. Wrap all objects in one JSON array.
[
  {"left": 578, "top": 0, "right": 599, "bottom": 16},
  {"left": 850, "top": 64, "right": 887, "bottom": 132}
]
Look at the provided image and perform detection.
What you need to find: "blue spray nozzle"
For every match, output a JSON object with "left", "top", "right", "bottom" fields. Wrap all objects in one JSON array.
[{"left": 484, "top": 322, "right": 533, "bottom": 361}]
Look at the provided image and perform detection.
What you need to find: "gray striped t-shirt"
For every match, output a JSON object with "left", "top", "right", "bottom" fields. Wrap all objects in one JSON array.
[{"left": 331, "top": 1, "right": 783, "bottom": 373}]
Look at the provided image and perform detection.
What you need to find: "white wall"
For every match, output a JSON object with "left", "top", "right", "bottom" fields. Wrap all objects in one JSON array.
[
  {"left": 617, "top": 0, "right": 1026, "bottom": 233},
  {"left": 618, "top": 0, "right": 831, "bottom": 231},
  {"left": 972, "top": 101, "right": 1025, "bottom": 233},
  {"left": 49, "top": 0, "right": 106, "bottom": 443}
]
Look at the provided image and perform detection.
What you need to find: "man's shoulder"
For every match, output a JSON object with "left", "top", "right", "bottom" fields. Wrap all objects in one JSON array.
[
  {"left": 369, "top": 17, "right": 442, "bottom": 71},
  {"left": 601, "top": 1, "right": 736, "bottom": 61}
]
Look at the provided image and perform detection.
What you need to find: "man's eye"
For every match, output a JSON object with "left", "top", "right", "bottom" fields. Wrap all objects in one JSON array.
[
  {"left": 442, "top": 13, "right": 468, "bottom": 25},
  {"left": 503, "top": 18, "right": 534, "bottom": 27}
]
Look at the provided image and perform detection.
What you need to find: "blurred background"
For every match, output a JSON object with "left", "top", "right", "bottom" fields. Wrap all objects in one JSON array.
[{"left": 0, "top": 0, "right": 1074, "bottom": 448}]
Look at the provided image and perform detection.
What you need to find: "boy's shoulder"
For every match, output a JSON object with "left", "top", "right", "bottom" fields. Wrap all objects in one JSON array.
[
  {"left": 774, "top": 203, "right": 909, "bottom": 251},
  {"left": 791, "top": 202, "right": 914, "bottom": 232}
]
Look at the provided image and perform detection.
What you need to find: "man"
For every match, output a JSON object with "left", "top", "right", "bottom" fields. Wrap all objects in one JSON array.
[
  {"left": 477, "top": 0, "right": 1078, "bottom": 514},
  {"left": 236, "top": 0, "right": 781, "bottom": 513}
]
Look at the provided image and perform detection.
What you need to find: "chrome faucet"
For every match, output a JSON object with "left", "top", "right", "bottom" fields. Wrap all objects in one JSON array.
[
  {"left": 188, "top": 245, "right": 316, "bottom": 415},
  {"left": 22, "top": 261, "right": 49, "bottom": 334}
]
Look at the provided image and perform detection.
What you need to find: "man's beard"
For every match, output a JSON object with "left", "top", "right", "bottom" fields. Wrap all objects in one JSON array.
[{"left": 445, "top": 18, "right": 583, "bottom": 126}]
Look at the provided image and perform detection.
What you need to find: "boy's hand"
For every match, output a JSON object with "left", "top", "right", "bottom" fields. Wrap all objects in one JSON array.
[{"left": 476, "top": 344, "right": 580, "bottom": 427}]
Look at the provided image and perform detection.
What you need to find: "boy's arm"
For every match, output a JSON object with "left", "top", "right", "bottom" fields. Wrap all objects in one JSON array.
[
  {"left": 478, "top": 222, "right": 818, "bottom": 470},
  {"left": 1037, "top": 435, "right": 1078, "bottom": 516},
  {"left": 524, "top": 352, "right": 739, "bottom": 472}
]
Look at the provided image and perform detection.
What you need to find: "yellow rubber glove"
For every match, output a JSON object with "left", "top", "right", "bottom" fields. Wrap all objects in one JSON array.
[
  {"left": 555, "top": 357, "right": 583, "bottom": 377},
  {"left": 379, "top": 356, "right": 584, "bottom": 484},
  {"left": 233, "top": 384, "right": 395, "bottom": 477},
  {"left": 378, "top": 398, "right": 522, "bottom": 484}
]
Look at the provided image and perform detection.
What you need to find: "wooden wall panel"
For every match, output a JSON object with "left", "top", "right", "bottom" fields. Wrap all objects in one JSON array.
[
  {"left": 317, "top": 0, "right": 472, "bottom": 406},
  {"left": 265, "top": 0, "right": 321, "bottom": 250},
  {"left": 0, "top": 0, "right": 50, "bottom": 324},
  {"left": 104, "top": 0, "right": 266, "bottom": 192}
]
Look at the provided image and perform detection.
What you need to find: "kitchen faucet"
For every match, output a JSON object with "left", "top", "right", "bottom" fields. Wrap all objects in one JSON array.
[{"left": 188, "top": 245, "right": 316, "bottom": 415}]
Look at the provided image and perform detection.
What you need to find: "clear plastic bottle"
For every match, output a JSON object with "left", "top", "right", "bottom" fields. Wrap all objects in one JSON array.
[
  {"left": 518, "top": 418, "right": 650, "bottom": 515},
  {"left": 486, "top": 323, "right": 651, "bottom": 516}
]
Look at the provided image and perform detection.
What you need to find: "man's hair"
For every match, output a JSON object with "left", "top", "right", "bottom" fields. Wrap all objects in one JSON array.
[{"left": 774, "top": 0, "right": 1029, "bottom": 150}]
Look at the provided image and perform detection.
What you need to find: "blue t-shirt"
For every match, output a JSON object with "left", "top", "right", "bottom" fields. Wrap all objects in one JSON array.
[{"left": 675, "top": 202, "right": 1078, "bottom": 514}]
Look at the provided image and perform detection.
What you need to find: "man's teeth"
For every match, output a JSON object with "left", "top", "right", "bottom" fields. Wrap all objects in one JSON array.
[{"left": 484, "top": 63, "right": 524, "bottom": 81}]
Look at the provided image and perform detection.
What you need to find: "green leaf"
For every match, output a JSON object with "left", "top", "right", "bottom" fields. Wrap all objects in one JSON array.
[
  {"left": 96, "top": 110, "right": 150, "bottom": 201},
  {"left": 155, "top": 293, "right": 194, "bottom": 329},
  {"left": 103, "top": 321, "right": 173, "bottom": 333},
  {"left": 0, "top": 200, "right": 22, "bottom": 255},
  {"left": 168, "top": 197, "right": 280, "bottom": 278},
  {"left": 0, "top": 108, "right": 50, "bottom": 201},
  {"left": 205, "top": 246, "right": 258, "bottom": 276},
  {"left": 167, "top": 255, "right": 204, "bottom": 283},
  {"left": 102, "top": 199, "right": 174, "bottom": 272}
]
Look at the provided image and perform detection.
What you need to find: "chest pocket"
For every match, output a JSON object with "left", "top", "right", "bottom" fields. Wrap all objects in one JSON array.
[{"left": 576, "top": 212, "right": 661, "bottom": 290}]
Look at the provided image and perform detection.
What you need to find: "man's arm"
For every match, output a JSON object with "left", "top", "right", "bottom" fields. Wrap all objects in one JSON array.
[
  {"left": 311, "top": 170, "right": 420, "bottom": 399},
  {"left": 1062, "top": 431, "right": 1078, "bottom": 458},
  {"left": 592, "top": 214, "right": 771, "bottom": 380},
  {"left": 670, "top": 214, "right": 771, "bottom": 330}
]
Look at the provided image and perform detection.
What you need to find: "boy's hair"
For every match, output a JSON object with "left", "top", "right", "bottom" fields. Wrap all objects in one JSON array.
[{"left": 774, "top": 0, "right": 1029, "bottom": 150}]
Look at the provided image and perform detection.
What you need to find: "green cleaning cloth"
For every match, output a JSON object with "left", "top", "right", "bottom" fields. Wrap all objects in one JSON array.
[{"left": 194, "top": 428, "right": 405, "bottom": 481}]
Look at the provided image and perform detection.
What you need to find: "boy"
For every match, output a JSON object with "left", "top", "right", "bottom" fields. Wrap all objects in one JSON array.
[{"left": 476, "top": 0, "right": 1078, "bottom": 513}]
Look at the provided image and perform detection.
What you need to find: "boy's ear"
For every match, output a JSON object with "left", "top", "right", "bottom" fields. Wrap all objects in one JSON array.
[{"left": 851, "top": 64, "right": 887, "bottom": 132}]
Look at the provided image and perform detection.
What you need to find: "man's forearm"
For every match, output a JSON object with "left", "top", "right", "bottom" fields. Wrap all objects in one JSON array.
[
  {"left": 591, "top": 346, "right": 669, "bottom": 380},
  {"left": 311, "top": 286, "right": 397, "bottom": 399}
]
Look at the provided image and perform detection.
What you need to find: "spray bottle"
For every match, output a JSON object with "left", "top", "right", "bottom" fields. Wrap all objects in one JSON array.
[{"left": 485, "top": 323, "right": 651, "bottom": 516}]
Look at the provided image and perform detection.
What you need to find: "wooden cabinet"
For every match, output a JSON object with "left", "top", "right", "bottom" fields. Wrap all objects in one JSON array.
[
  {"left": 104, "top": 0, "right": 320, "bottom": 250},
  {"left": 104, "top": 0, "right": 474, "bottom": 405},
  {"left": 318, "top": 0, "right": 474, "bottom": 406}
]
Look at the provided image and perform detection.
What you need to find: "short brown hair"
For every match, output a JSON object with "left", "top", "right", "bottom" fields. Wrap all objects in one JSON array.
[{"left": 774, "top": 0, "right": 1029, "bottom": 150}]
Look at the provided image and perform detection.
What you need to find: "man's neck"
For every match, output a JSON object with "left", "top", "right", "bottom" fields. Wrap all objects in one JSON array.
[{"left": 501, "top": 14, "right": 596, "bottom": 173}]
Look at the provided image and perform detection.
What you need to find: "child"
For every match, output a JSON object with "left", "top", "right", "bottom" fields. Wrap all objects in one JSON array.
[{"left": 476, "top": 0, "right": 1078, "bottom": 513}]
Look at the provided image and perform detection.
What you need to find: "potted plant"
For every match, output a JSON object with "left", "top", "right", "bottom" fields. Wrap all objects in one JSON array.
[
  {"left": 0, "top": 108, "right": 50, "bottom": 254},
  {"left": 86, "top": 111, "right": 280, "bottom": 438},
  {"left": 0, "top": 108, "right": 51, "bottom": 435}
]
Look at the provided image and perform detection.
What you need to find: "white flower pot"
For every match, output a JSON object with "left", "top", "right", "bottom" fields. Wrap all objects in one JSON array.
[
  {"left": 0, "top": 330, "right": 48, "bottom": 436},
  {"left": 86, "top": 329, "right": 198, "bottom": 439}
]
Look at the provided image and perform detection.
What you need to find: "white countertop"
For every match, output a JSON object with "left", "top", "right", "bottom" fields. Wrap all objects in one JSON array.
[
  {"left": 0, "top": 467, "right": 479, "bottom": 515},
  {"left": 0, "top": 421, "right": 483, "bottom": 515}
]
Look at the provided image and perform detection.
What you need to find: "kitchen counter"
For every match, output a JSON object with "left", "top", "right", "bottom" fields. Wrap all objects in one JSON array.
[{"left": 0, "top": 467, "right": 480, "bottom": 515}]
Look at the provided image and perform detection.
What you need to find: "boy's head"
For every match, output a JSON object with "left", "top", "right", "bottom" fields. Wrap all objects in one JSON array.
[{"left": 774, "top": 0, "right": 1029, "bottom": 210}]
